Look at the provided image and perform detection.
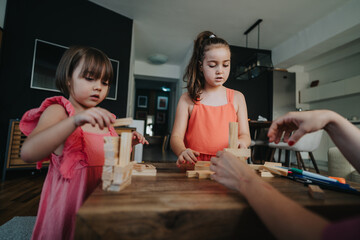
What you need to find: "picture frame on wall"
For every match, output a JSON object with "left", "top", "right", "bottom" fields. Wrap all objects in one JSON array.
[
  {"left": 137, "top": 96, "right": 148, "bottom": 108},
  {"left": 156, "top": 112, "right": 166, "bottom": 124},
  {"left": 157, "top": 96, "right": 168, "bottom": 110},
  {"left": 30, "top": 39, "right": 119, "bottom": 100}
]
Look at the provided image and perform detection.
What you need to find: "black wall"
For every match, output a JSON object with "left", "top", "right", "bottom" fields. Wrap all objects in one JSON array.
[
  {"left": 226, "top": 46, "right": 273, "bottom": 121},
  {"left": 0, "top": 0, "right": 133, "bottom": 175}
]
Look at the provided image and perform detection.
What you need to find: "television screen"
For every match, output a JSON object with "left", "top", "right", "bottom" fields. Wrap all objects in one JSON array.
[{"left": 30, "top": 39, "right": 119, "bottom": 100}]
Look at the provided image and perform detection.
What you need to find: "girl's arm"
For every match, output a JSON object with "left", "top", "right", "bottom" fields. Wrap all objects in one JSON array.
[
  {"left": 234, "top": 91, "right": 251, "bottom": 148},
  {"left": 21, "top": 105, "right": 115, "bottom": 163},
  {"left": 170, "top": 93, "right": 199, "bottom": 165},
  {"left": 210, "top": 151, "right": 329, "bottom": 240}
]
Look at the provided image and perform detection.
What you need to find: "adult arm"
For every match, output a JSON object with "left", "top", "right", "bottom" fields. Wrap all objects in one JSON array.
[
  {"left": 210, "top": 151, "right": 329, "bottom": 240},
  {"left": 268, "top": 110, "right": 360, "bottom": 172}
]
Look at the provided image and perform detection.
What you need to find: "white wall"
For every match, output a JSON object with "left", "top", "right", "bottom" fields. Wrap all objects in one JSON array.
[
  {"left": 0, "top": 0, "right": 6, "bottom": 28},
  {"left": 287, "top": 45, "right": 360, "bottom": 171}
]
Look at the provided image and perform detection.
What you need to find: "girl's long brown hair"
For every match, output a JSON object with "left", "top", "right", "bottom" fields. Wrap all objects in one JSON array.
[{"left": 184, "top": 31, "right": 230, "bottom": 102}]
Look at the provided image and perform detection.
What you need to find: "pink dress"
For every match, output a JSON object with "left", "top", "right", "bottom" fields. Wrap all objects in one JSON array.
[{"left": 20, "top": 96, "right": 118, "bottom": 240}]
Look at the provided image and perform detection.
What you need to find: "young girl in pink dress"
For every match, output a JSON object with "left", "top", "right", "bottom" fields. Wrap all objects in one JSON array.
[
  {"left": 170, "top": 31, "right": 251, "bottom": 169},
  {"left": 20, "top": 46, "right": 148, "bottom": 240}
]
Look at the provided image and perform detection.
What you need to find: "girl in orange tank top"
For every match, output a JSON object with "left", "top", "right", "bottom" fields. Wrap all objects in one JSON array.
[{"left": 170, "top": 31, "right": 251, "bottom": 170}]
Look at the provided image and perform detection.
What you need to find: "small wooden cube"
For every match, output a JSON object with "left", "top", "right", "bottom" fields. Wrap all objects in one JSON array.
[{"left": 308, "top": 184, "right": 325, "bottom": 200}]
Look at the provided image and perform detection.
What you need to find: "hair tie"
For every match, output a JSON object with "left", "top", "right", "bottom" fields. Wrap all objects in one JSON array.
[{"left": 209, "top": 34, "right": 216, "bottom": 39}]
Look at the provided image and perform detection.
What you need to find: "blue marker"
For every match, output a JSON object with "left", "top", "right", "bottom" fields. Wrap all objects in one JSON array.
[{"left": 290, "top": 168, "right": 338, "bottom": 183}]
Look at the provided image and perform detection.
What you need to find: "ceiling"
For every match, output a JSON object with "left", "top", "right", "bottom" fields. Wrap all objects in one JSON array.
[{"left": 90, "top": 0, "right": 351, "bottom": 66}]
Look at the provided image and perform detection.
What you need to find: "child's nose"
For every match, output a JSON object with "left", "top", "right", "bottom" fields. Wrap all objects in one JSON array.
[{"left": 93, "top": 81, "right": 102, "bottom": 91}]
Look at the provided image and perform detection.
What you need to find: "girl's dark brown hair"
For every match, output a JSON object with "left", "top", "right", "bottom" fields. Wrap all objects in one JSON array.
[
  {"left": 184, "top": 31, "right": 230, "bottom": 102},
  {"left": 55, "top": 46, "right": 113, "bottom": 98}
]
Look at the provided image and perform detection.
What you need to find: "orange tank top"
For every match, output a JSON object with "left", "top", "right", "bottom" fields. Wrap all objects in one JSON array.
[{"left": 184, "top": 88, "right": 238, "bottom": 156}]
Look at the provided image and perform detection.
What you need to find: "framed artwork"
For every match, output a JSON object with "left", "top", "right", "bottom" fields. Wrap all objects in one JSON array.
[
  {"left": 157, "top": 96, "right": 168, "bottom": 110},
  {"left": 136, "top": 110, "right": 147, "bottom": 120},
  {"left": 156, "top": 112, "right": 166, "bottom": 124},
  {"left": 30, "top": 39, "right": 119, "bottom": 100},
  {"left": 137, "top": 95, "right": 148, "bottom": 108}
]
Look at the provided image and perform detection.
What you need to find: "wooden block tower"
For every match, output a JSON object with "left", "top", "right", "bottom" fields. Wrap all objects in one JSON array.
[
  {"left": 102, "top": 118, "right": 134, "bottom": 192},
  {"left": 223, "top": 122, "right": 251, "bottom": 161}
]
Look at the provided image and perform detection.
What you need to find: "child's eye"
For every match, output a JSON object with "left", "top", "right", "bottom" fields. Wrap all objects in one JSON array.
[
  {"left": 224, "top": 64, "right": 229, "bottom": 68},
  {"left": 102, "top": 81, "right": 109, "bottom": 86},
  {"left": 209, "top": 65, "right": 216, "bottom": 68},
  {"left": 85, "top": 77, "right": 94, "bottom": 81}
]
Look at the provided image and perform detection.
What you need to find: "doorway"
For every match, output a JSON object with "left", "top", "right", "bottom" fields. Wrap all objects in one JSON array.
[{"left": 134, "top": 78, "right": 178, "bottom": 162}]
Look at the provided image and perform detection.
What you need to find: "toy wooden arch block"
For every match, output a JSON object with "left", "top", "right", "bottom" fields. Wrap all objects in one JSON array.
[
  {"left": 223, "top": 122, "right": 251, "bottom": 161},
  {"left": 102, "top": 118, "right": 134, "bottom": 192}
]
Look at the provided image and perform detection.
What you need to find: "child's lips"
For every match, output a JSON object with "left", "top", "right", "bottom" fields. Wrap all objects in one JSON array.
[{"left": 90, "top": 95, "right": 100, "bottom": 100}]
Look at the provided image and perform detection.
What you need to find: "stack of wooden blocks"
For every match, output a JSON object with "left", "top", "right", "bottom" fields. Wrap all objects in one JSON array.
[{"left": 102, "top": 118, "right": 134, "bottom": 192}]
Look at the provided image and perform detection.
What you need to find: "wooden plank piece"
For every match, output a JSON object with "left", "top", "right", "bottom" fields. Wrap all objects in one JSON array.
[
  {"left": 308, "top": 184, "right": 325, "bottom": 200},
  {"left": 112, "top": 117, "right": 133, "bottom": 127},
  {"left": 229, "top": 122, "right": 238, "bottom": 149},
  {"left": 119, "top": 132, "right": 132, "bottom": 167}
]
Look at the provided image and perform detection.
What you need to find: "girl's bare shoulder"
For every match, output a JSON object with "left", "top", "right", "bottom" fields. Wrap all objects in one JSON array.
[{"left": 179, "top": 92, "right": 195, "bottom": 106}]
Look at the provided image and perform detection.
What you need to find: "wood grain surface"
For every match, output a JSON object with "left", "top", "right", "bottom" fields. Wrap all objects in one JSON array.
[{"left": 75, "top": 163, "right": 360, "bottom": 240}]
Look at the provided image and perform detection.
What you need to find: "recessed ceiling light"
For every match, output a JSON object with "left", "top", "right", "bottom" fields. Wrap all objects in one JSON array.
[{"left": 148, "top": 54, "right": 168, "bottom": 65}]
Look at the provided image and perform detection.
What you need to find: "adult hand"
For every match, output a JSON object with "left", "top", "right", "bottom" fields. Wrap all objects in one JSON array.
[
  {"left": 267, "top": 110, "right": 330, "bottom": 146},
  {"left": 73, "top": 107, "right": 115, "bottom": 129},
  {"left": 210, "top": 151, "right": 258, "bottom": 194}
]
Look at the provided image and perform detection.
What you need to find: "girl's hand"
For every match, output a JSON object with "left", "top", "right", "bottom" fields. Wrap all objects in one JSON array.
[
  {"left": 237, "top": 141, "right": 248, "bottom": 149},
  {"left": 132, "top": 131, "right": 149, "bottom": 146},
  {"left": 210, "top": 151, "right": 258, "bottom": 194},
  {"left": 73, "top": 107, "right": 115, "bottom": 129},
  {"left": 176, "top": 148, "right": 200, "bottom": 167}
]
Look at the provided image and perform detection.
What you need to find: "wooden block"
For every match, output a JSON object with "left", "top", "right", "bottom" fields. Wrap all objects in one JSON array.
[
  {"left": 264, "top": 161, "right": 282, "bottom": 167},
  {"left": 223, "top": 148, "right": 251, "bottom": 160},
  {"left": 113, "top": 164, "right": 133, "bottom": 185},
  {"left": 194, "top": 161, "right": 211, "bottom": 171},
  {"left": 308, "top": 184, "right": 325, "bottom": 200},
  {"left": 260, "top": 166, "right": 288, "bottom": 176},
  {"left": 104, "top": 136, "right": 120, "bottom": 144},
  {"left": 112, "top": 117, "right": 133, "bottom": 127},
  {"left": 101, "top": 166, "right": 114, "bottom": 181},
  {"left": 196, "top": 170, "right": 214, "bottom": 179},
  {"left": 260, "top": 171, "right": 274, "bottom": 177},
  {"left": 132, "top": 164, "right": 157, "bottom": 176},
  {"left": 102, "top": 180, "right": 111, "bottom": 190},
  {"left": 186, "top": 170, "right": 198, "bottom": 178},
  {"left": 248, "top": 164, "right": 262, "bottom": 171},
  {"left": 229, "top": 122, "right": 238, "bottom": 149},
  {"left": 104, "top": 158, "right": 118, "bottom": 166},
  {"left": 133, "top": 163, "right": 146, "bottom": 172},
  {"left": 195, "top": 161, "right": 211, "bottom": 166},
  {"left": 105, "top": 151, "right": 119, "bottom": 161},
  {"left": 108, "top": 177, "right": 132, "bottom": 192},
  {"left": 119, "top": 132, "right": 132, "bottom": 167}
]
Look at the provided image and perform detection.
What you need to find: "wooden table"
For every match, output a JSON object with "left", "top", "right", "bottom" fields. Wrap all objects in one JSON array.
[{"left": 75, "top": 163, "right": 360, "bottom": 240}]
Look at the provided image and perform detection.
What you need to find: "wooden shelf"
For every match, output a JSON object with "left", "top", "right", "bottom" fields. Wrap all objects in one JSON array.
[{"left": 299, "top": 75, "right": 360, "bottom": 103}]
